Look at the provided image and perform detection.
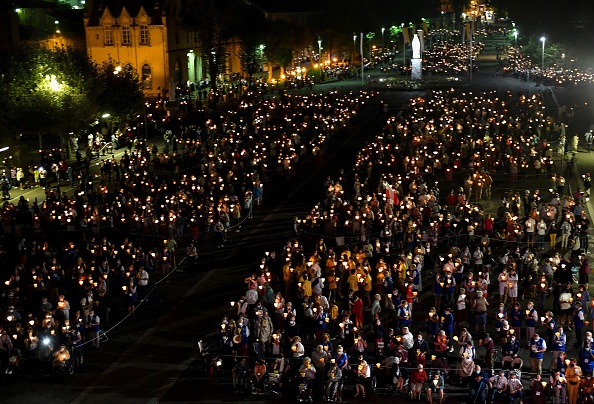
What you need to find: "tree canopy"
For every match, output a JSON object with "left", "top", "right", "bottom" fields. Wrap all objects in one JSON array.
[{"left": 0, "top": 44, "right": 143, "bottom": 149}]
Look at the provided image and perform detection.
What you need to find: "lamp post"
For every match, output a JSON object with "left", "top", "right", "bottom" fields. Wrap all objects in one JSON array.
[
  {"left": 401, "top": 23, "right": 406, "bottom": 68},
  {"left": 513, "top": 29, "right": 518, "bottom": 48},
  {"left": 381, "top": 26, "right": 385, "bottom": 68},
  {"left": 318, "top": 37, "right": 322, "bottom": 63},
  {"left": 353, "top": 33, "right": 357, "bottom": 70},
  {"left": 540, "top": 36, "right": 546, "bottom": 71}
]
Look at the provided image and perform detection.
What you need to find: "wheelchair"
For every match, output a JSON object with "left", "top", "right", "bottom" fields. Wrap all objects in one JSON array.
[
  {"left": 263, "top": 371, "right": 283, "bottom": 399},
  {"left": 51, "top": 348, "right": 75, "bottom": 378},
  {"left": 4, "top": 348, "right": 23, "bottom": 380},
  {"left": 323, "top": 377, "right": 345, "bottom": 402}
]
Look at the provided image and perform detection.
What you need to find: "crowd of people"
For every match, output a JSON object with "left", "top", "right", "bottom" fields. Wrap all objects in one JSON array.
[
  {"left": 0, "top": 89, "right": 378, "bottom": 378},
  {"left": 216, "top": 86, "right": 594, "bottom": 403}
]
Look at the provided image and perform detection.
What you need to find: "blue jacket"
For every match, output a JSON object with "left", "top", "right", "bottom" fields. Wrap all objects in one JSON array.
[
  {"left": 529, "top": 337, "right": 546, "bottom": 359},
  {"left": 553, "top": 332, "right": 566, "bottom": 352}
]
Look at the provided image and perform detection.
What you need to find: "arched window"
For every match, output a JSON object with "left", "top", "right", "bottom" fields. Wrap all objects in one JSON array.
[{"left": 141, "top": 64, "right": 152, "bottom": 89}]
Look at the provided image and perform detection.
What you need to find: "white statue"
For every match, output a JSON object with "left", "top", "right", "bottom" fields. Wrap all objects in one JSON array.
[{"left": 412, "top": 34, "right": 421, "bottom": 59}]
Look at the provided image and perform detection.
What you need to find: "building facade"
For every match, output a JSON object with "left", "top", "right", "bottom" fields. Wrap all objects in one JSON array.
[{"left": 83, "top": 0, "right": 248, "bottom": 99}]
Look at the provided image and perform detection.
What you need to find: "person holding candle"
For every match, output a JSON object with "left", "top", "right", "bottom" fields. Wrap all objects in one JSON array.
[
  {"left": 253, "top": 359, "right": 267, "bottom": 394},
  {"left": 574, "top": 301, "right": 586, "bottom": 348},
  {"left": 457, "top": 340, "right": 476, "bottom": 384},
  {"left": 566, "top": 358, "right": 582, "bottom": 404},
  {"left": 86, "top": 308, "right": 101, "bottom": 349},
  {"left": 525, "top": 301, "right": 538, "bottom": 343},
  {"left": 325, "top": 361, "right": 342, "bottom": 402},
  {"left": 508, "top": 268, "right": 519, "bottom": 306},
  {"left": 529, "top": 333, "right": 547, "bottom": 375},
  {"left": 531, "top": 373, "right": 547, "bottom": 404},
  {"left": 508, "top": 371, "right": 524, "bottom": 404},
  {"left": 426, "top": 371, "right": 445, "bottom": 404},
  {"left": 498, "top": 268, "right": 509, "bottom": 304},
  {"left": 579, "top": 343, "right": 594, "bottom": 374},
  {"left": 502, "top": 334, "right": 521, "bottom": 370},
  {"left": 550, "top": 369, "right": 567, "bottom": 404},
  {"left": 291, "top": 336, "right": 304, "bottom": 358},
  {"left": 474, "top": 290, "right": 489, "bottom": 334},
  {"left": 353, "top": 354, "right": 370, "bottom": 399},
  {"left": 489, "top": 369, "right": 508, "bottom": 404}
]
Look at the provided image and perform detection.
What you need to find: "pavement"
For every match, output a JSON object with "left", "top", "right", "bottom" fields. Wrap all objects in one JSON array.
[{"left": 3, "top": 32, "right": 594, "bottom": 404}]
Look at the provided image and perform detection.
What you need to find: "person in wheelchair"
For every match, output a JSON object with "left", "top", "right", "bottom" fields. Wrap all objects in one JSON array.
[
  {"left": 550, "top": 369, "right": 567, "bottom": 404},
  {"left": 489, "top": 369, "right": 508, "bottom": 404},
  {"left": 426, "top": 371, "right": 445, "bottom": 404},
  {"left": 502, "top": 335, "right": 521, "bottom": 370},
  {"left": 468, "top": 370, "right": 489, "bottom": 404},
  {"left": 253, "top": 359, "right": 267, "bottom": 394},
  {"left": 299, "top": 357, "right": 317, "bottom": 397},
  {"left": 325, "top": 361, "right": 343, "bottom": 402},
  {"left": 51, "top": 344, "right": 70, "bottom": 374},
  {"left": 233, "top": 358, "right": 251, "bottom": 393},
  {"left": 354, "top": 355, "right": 370, "bottom": 399},
  {"left": 410, "top": 363, "right": 429, "bottom": 400},
  {"left": 581, "top": 372, "right": 594, "bottom": 404},
  {"left": 508, "top": 371, "right": 524, "bottom": 404},
  {"left": 387, "top": 356, "right": 408, "bottom": 395}
]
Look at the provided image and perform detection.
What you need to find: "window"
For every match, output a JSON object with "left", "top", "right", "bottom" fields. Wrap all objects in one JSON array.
[
  {"left": 141, "top": 64, "right": 152, "bottom": 89},
  {"left": 104, "top": 25, "right": 113, "bottom": 45},
  {"left": 122, "top": 25, "right": 131, "bottom": 45},
  {"left": 140, "top": 25, "right": 149, "bottom": 45}
]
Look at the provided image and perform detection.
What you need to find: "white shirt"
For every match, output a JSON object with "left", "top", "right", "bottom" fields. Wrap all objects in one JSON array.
[
  {"left": 509, "top": 378, "right": 523, "bottom": 393},
  {"left": 489, "top": 375, "right": 508, "bottom": 390},
  {"left": 526, "top": 218, "right": 535, "bottom": 233},
  {"left": 402, "top": 332, "right": 414, "bottom": 350}
]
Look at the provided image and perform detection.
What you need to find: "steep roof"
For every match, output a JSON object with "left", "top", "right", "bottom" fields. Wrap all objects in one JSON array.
[{"left": 85, "top": 0, "right": 166, "bottom": 26}]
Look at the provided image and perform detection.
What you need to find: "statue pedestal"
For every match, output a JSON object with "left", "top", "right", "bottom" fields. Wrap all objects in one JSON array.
[{"left": 411, "top": 58, "right": 422, "bottom": 81}]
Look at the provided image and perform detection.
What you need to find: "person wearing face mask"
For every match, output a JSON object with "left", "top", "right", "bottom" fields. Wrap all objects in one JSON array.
[
  {"left": 285, "top": 316, "right": 299, "bottom": 341},
  {"left": 457, "top": 341, "right": 475, "bottom": 386},
  {"left": 291, "top": 336, "right": 304, "bottom": 358},
  {"left": 412, "top": 333, "right": 429, "bottom": 367},
  {"left": 335, "top": 345, "right": 349, "bottom": 371},
  {"left": 581, "top": 372, "right": 594, "bottom": 404},
  {"left": 502, "top": 334, "right": 521, "bottom": 370},
  {"left": 525, "top": 301, "right": 538, "bottom": 343},
  {"left": 508, "top": 371, "right": 523, "bottom": 404},
  {"left": 529, "top": 333, "right": 547, "bottom": 375},
  {"left": 442, "top": 308, "right": 455, "bottom": 352},
  {"left": 574, "top": 301, "right": 586, "bottom": 348},
  {"left": 579, "top": 342, "right": 594, "bottom": 374},
  {"left": 552, "top": 326, "right": 567, "bottom": 370},
  {"left": 566, "top": 358, "right": 583, "bottom": 404},
  {"left": 543, "top": 311, "right": 556, "bottom": 348},
  {"left": 510, "top": 302, "right": 522, "bottom": 339},
  {"left": 237, "top": 318, "right": 250, "bottom": 357},
  {"left": 550, "top": 369, "right": 567, "bottom": 404},
  {"left": 531, "top": 373, "right": 547, "bottom": 404}
]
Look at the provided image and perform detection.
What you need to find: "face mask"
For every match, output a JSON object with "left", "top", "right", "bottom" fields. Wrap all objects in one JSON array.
[
  {"left": 418, "top": 337, "right": 422, "bottom": 341},
  {"left": 290, "top": 321, "right": 295, "bottom": 325}
]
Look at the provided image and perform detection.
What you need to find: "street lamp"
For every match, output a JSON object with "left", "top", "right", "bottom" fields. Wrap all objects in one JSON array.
[
  {"left": 353, "top": 32, "right": 357, "bottom": 70},
  {"left": 381, "top": 26, "right": 385, "bottom": 68},
  {"left": 401, "top": 23, "right": 406, "bottom": 68},
  {"left": 540, "top": 36, "right": 546, "bottom": 71},
  {"left": 317, "top": 37, "right": 322, "bottom": 63},
  {"left": 513, "top": 29, "right": 518, "bottom": 48}
]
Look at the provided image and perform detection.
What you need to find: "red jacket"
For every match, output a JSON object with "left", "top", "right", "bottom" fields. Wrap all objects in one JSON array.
[{"left": 410, "top": 370, "right": 428, "bottom": 384}]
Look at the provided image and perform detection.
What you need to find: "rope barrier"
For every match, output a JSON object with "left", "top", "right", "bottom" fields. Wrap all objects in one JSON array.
[{"left": 80, "top": 256, "right": 186, "bottom": 348}]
